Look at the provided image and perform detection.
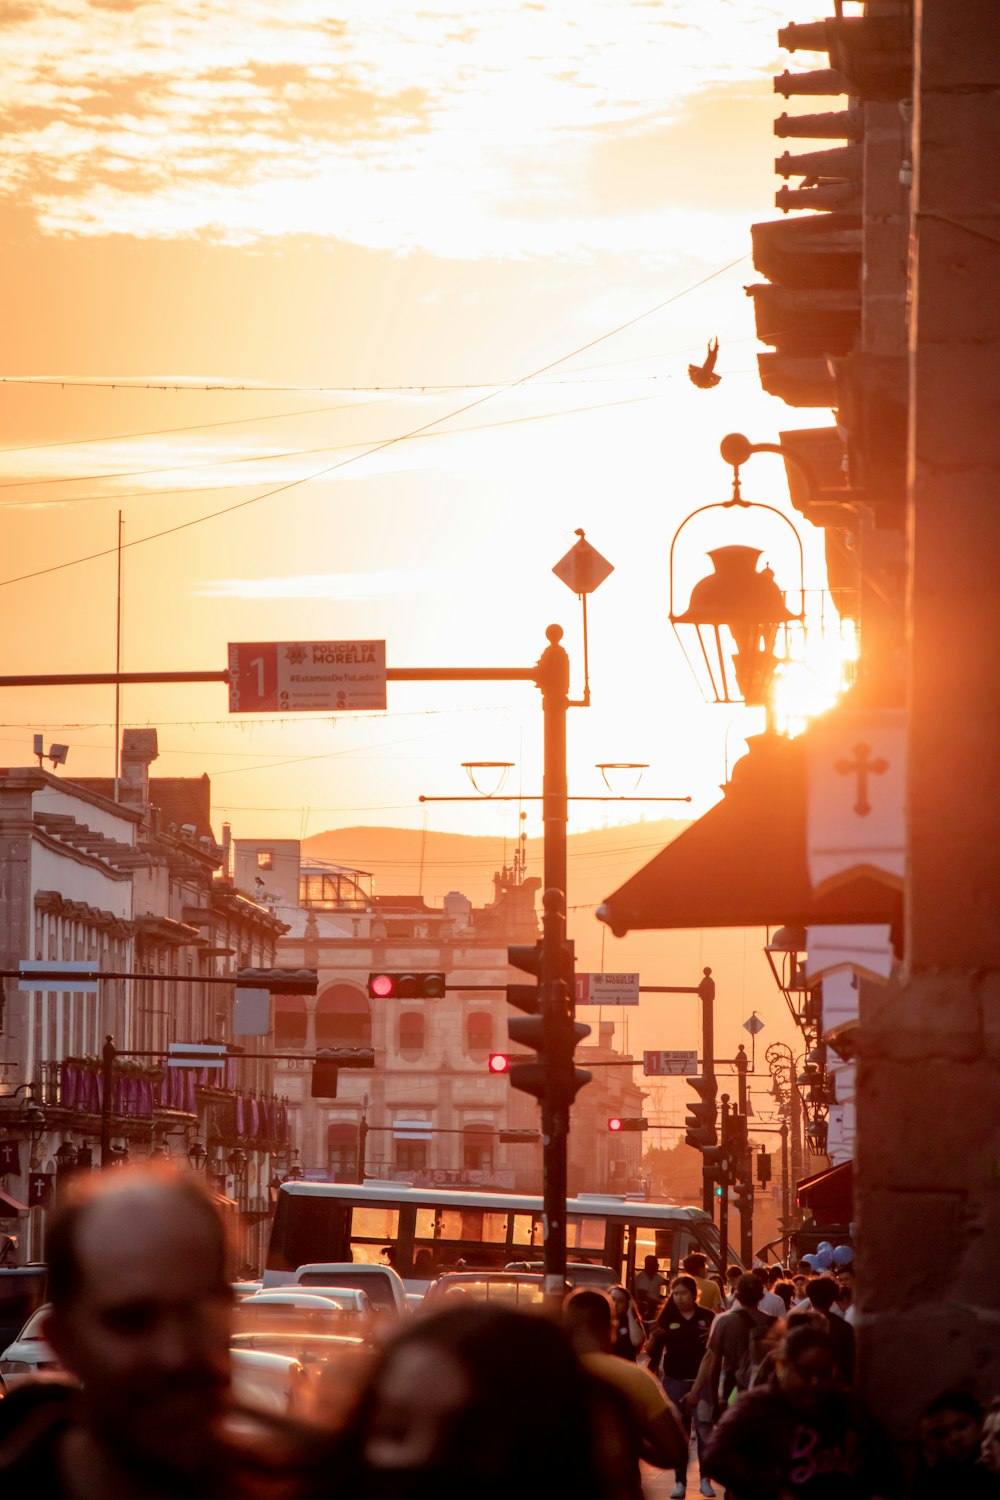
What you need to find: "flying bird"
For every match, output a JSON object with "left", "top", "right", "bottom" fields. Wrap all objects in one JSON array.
[{"left": 688, "top": 337, "right": 721, "bottom": 389}]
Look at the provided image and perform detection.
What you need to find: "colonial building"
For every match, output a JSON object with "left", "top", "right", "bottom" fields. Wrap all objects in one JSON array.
[
  {"left": 0, "top": 730, "right": 286, "bottom": 1269},
  {"left": 233, "top": 838, "right": 646, "bottom": 1196}
]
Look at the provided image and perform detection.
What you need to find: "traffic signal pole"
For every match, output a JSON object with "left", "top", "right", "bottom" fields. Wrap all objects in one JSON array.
[{"left": 538, "top": 631, "right": 571, "bottom": 1302}]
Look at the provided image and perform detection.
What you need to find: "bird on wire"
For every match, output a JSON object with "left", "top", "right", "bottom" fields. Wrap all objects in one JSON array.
[{"left": 688, "top": 337, "right": 722, "bottom": 389}]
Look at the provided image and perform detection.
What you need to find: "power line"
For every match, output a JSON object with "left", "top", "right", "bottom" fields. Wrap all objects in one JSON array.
[{"left": 0, "top": 251, "right": 748, "bottom": 588}]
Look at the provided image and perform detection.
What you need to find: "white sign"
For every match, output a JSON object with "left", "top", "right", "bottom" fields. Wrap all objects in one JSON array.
[
  {"left": 576, "top": 972, "right": 640, "bottom": 1006},
  {"left": 807, "top": 708, "right": 905, "bottom": 893},
  {"left": 228, "top": 640, "right": 387, "bottom": 713},
  {"left": 18, "top": 961, "right": 98, "bottom": 994},
  {"left": 168, "top": 1043, "right": 227, "bottom": 1069},
  {"left": 643, "top": 1049, "right": 698, "bottom": 1076},
  {"left": 393, "top": 1120, "right": 432, "bottom": 1139}
]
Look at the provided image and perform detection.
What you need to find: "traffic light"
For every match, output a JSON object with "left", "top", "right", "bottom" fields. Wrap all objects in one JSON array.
[
  {"left": 684, "top": 1075, "right": 718, "bottom": 1152},
  {"left": 701, "top": 1142, "right": 732, "bottom": 1184},
  {"left": 311, "top": 1047, "right": 375, "bottom": 1099},
  {"left": 756, "top": 1147, "right": 772, "bottom": 1186},
  {"left": 236, "top": 967, "right": 318, "bottom": 995},
  {"left": 367, "top": 972, "right": 446, "bottom": 999},
  {"left": 498, "top": 1128, "right": 540, "bottom": 1144},
  {"left": 608, "top": 1117, "right": 648, "bottom": 1132},
  {"left": 504, "top": 941, "right": 591, "bottom": 1107},
  {"left": 487, "top": 1053, "right": 511, "bottom": 1075},
  {"left": 733, "top": 1180, "right": 755, "bottom": 1211}
]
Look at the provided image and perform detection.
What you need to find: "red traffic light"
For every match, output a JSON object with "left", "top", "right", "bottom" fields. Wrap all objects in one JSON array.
[
  {"left": 488, "top": 1053, "right": 511, "bottom": 1075},
  {"left": 367, "top": 972, "right": 446, "bottom": 1000},
  {"left": 609, "top": 1117, "right": 623, "bottom": 1132},
  {"left": 608, "top": 1117, "right": 648, "bottom": 1132}
]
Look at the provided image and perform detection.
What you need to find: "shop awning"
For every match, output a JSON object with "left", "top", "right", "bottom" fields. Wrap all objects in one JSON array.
[
  {"left": 0, "top": 1187, "right": 29, "bottom": 1215},
  {"left": 597, "top": 731, "right": 903, "bottom": 938},
  {"left": 797, "top": 1160, "right": 853, "bottom": 1225}
]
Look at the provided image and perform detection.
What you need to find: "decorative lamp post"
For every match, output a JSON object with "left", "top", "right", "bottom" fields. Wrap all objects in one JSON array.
[
  {"left": 187, "top": 1139, "right": 207, "bottom": 1169},
  {"left": 669, "top": 438, "right": 805, "bottom": 712},
  {"left": 227, "top": 1147, "right": 247, "bottom": 1178},
  {"left": 54, "top": 1140, "right": 78, "bottom": 1174}
]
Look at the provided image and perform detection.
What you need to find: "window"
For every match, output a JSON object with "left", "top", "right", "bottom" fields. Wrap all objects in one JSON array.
[
  {"left": 274, "top": 995, "right": 307, "bottom": 1048},
  {"left": 399, "top": 1011, "right": 424, "bottom": 1059},
  {"left": 257, "top": 851, "right": 273, "bottom": 871},
  {"left": 463, "top": 1127, "right": 494, "bottom": 1174},
  {"left": 395, "top": 1138, "right": 427, "bottom": 1172},
  {"left": 316, "top": 986, "right": 371, "bottom": 1048},
  {"left": 466, "top": 1011, "right": 493, "bottom": 1056},
  {"left": 327, "top": 1122, "right": 359, "bottom": 1184}
]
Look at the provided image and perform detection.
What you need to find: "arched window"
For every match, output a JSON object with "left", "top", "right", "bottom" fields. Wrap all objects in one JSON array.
[
  {"left": 466, "top": 1010, "right": 493, "bottom": 1056},
  {"left": 274, "top": 994, "right": 307, "bottom": 1048},
  {"left": 316, "top": 985, "right": 371, "bottom": 1048},
  {"left": 399, "top": 1010, "right": 425, "bottom": 1060}
]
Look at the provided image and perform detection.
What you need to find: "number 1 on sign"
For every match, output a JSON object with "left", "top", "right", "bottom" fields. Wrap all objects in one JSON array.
[{"left": 250, "top": 657, "right": 265, "bottom": 698}]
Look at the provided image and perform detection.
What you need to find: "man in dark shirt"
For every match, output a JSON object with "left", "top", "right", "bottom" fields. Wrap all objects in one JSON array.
[
  {"left": 646, "top": 1274, "right": 717, "bottom": 1499},
  {"left": 802, "top": 1275, "right": 855, "bottom": 1385}
]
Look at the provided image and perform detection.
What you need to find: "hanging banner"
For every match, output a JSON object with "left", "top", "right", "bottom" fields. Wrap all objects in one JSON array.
[
  {"left": 0, "top": 1139, "right": 21, "bottom": 1175},
  {"left": 807, "top": 708, "right": 905, "bottom": 893}
]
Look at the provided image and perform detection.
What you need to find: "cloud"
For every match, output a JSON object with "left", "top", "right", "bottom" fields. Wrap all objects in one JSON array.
[
  {"left": 0, "top": 0, "right": 804, "bottom": 256},
  {"left": 196, "top": 569, "right": 437, "bottom": 600}
]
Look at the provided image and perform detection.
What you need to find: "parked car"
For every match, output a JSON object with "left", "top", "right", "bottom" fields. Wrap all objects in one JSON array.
[
  {"left": 0, "top": 1266, "right": 48, "bottom": 1353},
  {"left": 0, "top": 1304, "right": 63, "bottom": 1389},
  {"left": 421, "top": 1272, "right": 546, "bottom": 1311}
]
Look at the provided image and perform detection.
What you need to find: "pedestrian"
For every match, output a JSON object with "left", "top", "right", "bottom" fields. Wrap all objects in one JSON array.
[
  {"left": 772, "top": 1280, "right": 794, "bottom": 1312},
  {"left": 801, "top": 1275, "right": 854, "bottom": 1385},
  {"left": 701, "top": 1324, "right": 904, "bottom": 1499},
  {"left": 645, "top": 1275, "right": 716, "bottom": 1499},
  {"left": 752, "top": 1266, "right": 788, "bottom": 1318},
  {"left": 608, "top": 1283, "right": 647, "bottom": 1362},
  {"left": 633, "top": 1254, "right": 668, "bottom": 1323},
  {"left": 912, "top": 1388, "right": 1000, "bottom": 1498},
  {"left": 323, "top": 1300, "right": 641, "bottom": 1500},
  {"left": 686, "top": 1272, "right": 779, "bottom": 1411},
  {"left": 0, "top": 1163, "right": 315, "bottom": 1499},
  {"left": 681, "top": 1251, "right": 724, "bottom": 1314},
  {"left": 563, "top": 1287, "right": 689, "bottom": 1474},
  {"left": 982, "top": 1398, "right": 1000, "bottom": 1476}
]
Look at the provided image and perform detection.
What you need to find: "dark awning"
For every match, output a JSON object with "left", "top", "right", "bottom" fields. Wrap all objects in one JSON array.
[
  {"left": 597, "top": 732, "right": 902, "bottom": 938},
  {"left": 0, "top": 1187, "right": 29, "bottom": 1215},
  {"left": 797, "top": 1160, "right": 853, "bottom": 1224}
]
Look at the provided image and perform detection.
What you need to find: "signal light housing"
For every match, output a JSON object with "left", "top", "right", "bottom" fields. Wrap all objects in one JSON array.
[
  {"left": 608, "top": 1117, "right": 648, "bottom": 1132},
  {"left": 236, "top": 966, "right": 319, "bottom": 996},
  {"left": 367, "top": 972, "right": 446, "bottom": 1000},
  {"left": 498, "top": 1128, "right": 540, "bottom": 1144}
]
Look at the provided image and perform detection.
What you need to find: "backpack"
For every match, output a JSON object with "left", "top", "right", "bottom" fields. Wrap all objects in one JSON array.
[{"left": 732, "top": 1308, "right": 777, "bottom": 1392}]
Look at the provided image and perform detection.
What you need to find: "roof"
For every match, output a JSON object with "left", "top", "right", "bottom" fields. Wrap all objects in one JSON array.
[
  {"left": 72, "top": 775, "right": 215, "bottom": 841},
  {"left": 597, "top": 731, "right": 902, "bottom": 939}
]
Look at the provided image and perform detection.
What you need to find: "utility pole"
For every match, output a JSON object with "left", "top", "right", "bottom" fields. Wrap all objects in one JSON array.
[{"left": 733, "top": 1045, "right": 754, "bottom": 1265}]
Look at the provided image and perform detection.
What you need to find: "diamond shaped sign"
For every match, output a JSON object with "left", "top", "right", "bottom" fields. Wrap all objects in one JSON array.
[{"left": 552, "top": 534, "right": 614, "bottom": 596}]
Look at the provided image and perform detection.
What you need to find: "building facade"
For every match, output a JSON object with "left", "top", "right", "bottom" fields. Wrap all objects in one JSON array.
[
  {"left": 233, "top": 839, "right": 647, "bottom": 1197},
  {"left": 0, "top": 730, "right": 286, "bottom": 1270}
]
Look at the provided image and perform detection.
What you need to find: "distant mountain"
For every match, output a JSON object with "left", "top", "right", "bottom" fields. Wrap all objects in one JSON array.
[{"left": 303, "top": 817, "right": 691, "bottom": 910}]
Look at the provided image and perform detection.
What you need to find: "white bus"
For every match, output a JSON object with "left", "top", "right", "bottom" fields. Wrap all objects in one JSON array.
[{"left": 263, "top": 1180, "right": 731, "bottom": 1290}]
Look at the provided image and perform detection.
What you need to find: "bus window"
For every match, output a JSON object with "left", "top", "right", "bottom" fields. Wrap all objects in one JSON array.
[
  {"left": 349, "top": 1207, "right": 400, "bottom": 1265},
  {"left": 566, "top": 1217, "right": 607, "bottom": 1252},
  {"left": 510, "top": 1214, "right": 542, "bottom": 1253}
]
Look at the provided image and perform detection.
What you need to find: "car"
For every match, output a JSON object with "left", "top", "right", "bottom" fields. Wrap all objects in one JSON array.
[
  {"left": 230, "top": 1280, "right": 263, "bottom": 1301},
  {"left": 421, "top": 1272, "right": 546, "bottom": 1311},
  {"left": 230, "top": 1347, "right": 309, "bottom": 1417},
  {"left": 0, "top": 1304, "right": 64, "bottom": 1389},
  {"left": 238, "top": 1288, "right": 375, "bottom": 1337},
  {"left": 265, "top": 1262, "right": 409, "bottom": 1319},
  {"left": 504, "top": 1261, "right": 618, "bottom": 1289}
]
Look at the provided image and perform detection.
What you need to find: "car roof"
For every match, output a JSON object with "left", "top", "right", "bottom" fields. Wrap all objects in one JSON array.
[{"left": 245, "top": 1292, "right": 351, "bottom": 1309}]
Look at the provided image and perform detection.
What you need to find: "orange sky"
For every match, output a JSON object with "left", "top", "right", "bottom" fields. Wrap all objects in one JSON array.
[{"left": 0, "top": 0, "right": 835, "bottom": 855}]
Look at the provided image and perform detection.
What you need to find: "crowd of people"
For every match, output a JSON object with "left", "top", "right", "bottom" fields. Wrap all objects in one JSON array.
[{"left": 0, "top": 1167, "right": 997, "bottom": 1500}]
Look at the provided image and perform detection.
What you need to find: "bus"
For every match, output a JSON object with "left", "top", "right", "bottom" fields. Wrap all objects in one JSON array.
[{"left": 263, "top": 1180, "right": 732, "bottom": 1291}]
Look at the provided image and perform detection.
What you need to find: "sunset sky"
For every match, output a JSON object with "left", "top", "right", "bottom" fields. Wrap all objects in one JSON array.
[{"left": 0, "top": 0, "right": 833, "bottom": 866}]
